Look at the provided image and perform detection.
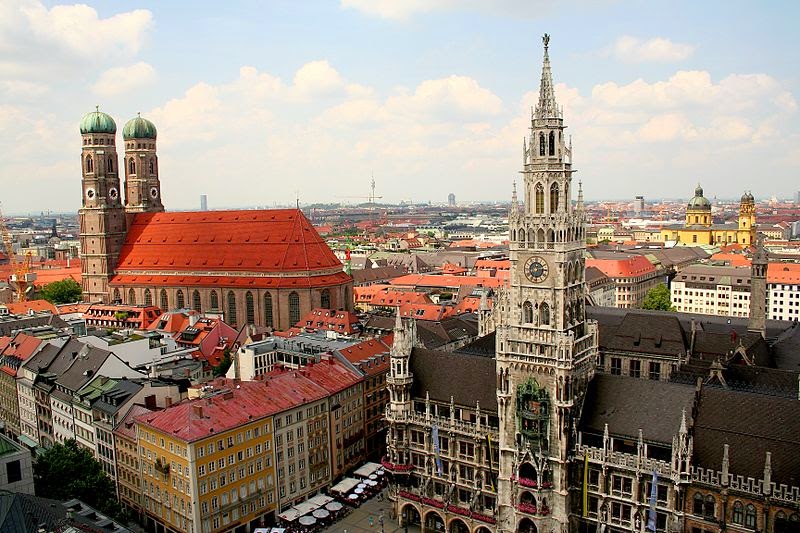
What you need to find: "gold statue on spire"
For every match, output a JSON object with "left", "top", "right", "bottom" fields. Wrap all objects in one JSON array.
[{"left": 543, "top": 33, "right": 550, "bottom": 48}]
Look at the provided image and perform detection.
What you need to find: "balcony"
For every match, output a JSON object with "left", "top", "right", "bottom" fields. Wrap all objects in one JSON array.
[
  {"left": 154, "top": 459, "right": 170, "bottom": 476},
  {"left": 517, "top": 503, "right": 537, "bottom": 515},
  {"left": 381, "top": 457, "right": 413, "bottom": 473}
]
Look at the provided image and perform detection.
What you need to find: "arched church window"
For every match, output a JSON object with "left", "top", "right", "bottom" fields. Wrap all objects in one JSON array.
[
  {"left": 704, "top": 495, "right": 716, "bottom": 518},
  {"left": 547, "top": 229, "right": 555, "bottom": 243},
  {"left": 129, "top": 158, "right": 135, "bottom": 174},
  {"left": 128, "top": 288, "right": 136, "bottom": 305},
  {"left": 732, "top": 501, "right": 744, "bottom": 524},
  {"left": 519, "top": 229, "right": 526, "bottom": 244},
  {"left": 540, "top": 302, "right": 550, "bottom": 326},
  {"left": 245, "top": 291, "right": 255, "bottom": 324},
  {"left": 107, "top": 157, "right": 113, "bottom": 173},
  {"left": 744, "top": 504, "right": 756, "bottom": 528},
  {"left": 227, "top": 291, "right": 237, "bottom": 326},
  {"left": 144, "top": 289, "right": 152, "bottom": 306},
  {"left": 86, "top": 155, "right": 93, "bottom": 173},
  {"left": 564, "top": 183, "right": 569, "bottom": 210},
  {"left": 176, "top": 290, "right": 185, "bottom": 309},
  {"left": 539, "top": 132, "right": 545, "bottom": 156},
  {"left": 537, "top": 228, "right": 545, "bottom": 244},
  {"left": 550, "top": 183, "right": 559, "bottom": 214},
  {"left": 160, "top": 289, "right": 168, "bottom": 310},
  {"left": 192, "top": 290, "right": 201, "bottom": 311},
  {"left": 264, "top": 293, "right": 274, "bottom": 328},
  {"left": 113, "top": 288, "right": 121, "bottom": 303},
  {"left": 523, "top": 301, "right": 533, "bottom": 323},
  {"left": 535, "top": 183, "right": 545, "bottom": 214},
  {"left": 149, "top": 159, "right": 155, "bottom": 174},
  {"left": 210, "top": 290, "right": 219, "bottom": 310},
  {"left": 549, "top": 131, "right": 555, "bottom": 156},
  {"left": 693, "top": 493, "right": 704, "bottom": 516},
  {"left": 289, "top": 291, "right": 300, "bottom": 325},
  {"left": 320, "top": 289, "right": 331, "bottom": 309}
]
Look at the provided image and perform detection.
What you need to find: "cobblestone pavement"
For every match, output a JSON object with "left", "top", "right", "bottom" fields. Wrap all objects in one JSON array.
[{"left": 320, "top": 495, "right": 421, "bottom": 533}]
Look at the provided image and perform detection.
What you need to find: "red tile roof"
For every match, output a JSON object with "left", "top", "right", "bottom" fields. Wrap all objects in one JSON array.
[
  {"left": 398, "top": 303, "right": 455, "bottom": 321},
  {"left": 354, "top": 286, "right": 433, "bottom": 307},
  {"left": 289, "top": 308, "right": 361, "bottom": 336},
  {"left": 3, "top": 300, "right": 58, "bottom": 315},
  {"left": 112, "top": 210, "right": 345, "bottom": 288},
  {"left": 586, "top": 255, "right": 656, "bottom": 278},
  {"left": 0, "top": 332, "right": 44, "bottom": 377},
  {"left": 389, "top": 274, "right": 505, "bottom": 289},
  {"left": 768, "top": 263, "right": 800, "bottom": 284},
  {"left": 336, "top": 334, "right": 392, "bottom": 376}
]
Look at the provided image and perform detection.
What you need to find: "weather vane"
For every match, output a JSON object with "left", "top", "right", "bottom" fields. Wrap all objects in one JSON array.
[{"left": 543, "top": 34, "right": 550, "bottom": 48}]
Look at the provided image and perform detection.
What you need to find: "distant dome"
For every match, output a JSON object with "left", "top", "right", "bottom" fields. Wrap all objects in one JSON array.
[
  {"left": 123, "top": 115, "right": 157, "bottom": 140},
  {"left": 741, "top": 191, "right": 754, "bottom": 203},
  {"left": 688, "top": 184, "right": 711, "bottom": 209},
  {"left": 79, "top": 109, "right": 116, "bottom": 134}
]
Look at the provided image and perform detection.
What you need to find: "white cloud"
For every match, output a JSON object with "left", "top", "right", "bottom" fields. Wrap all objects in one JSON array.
[
  {"left": 609, "top": 36, "right": 694, "bottom": 63},
  {"left": 340, "top": 0, "right": 593, "bottom": 21},
  {"left": 92, "top": 62, "right": 157, "bottom": 97},
  {"left": 0, "top": 0, "right": 153, "bottom": 80}
]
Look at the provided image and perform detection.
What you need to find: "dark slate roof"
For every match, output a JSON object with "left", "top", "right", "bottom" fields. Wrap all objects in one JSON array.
[
  {"left": 0, "top": 493, "right": 66, "bottom": 533},
  {"left": 351, "top": 266, "right": 406, "bottom": 285},
  {"left": 54, "top": 343, "right": 114, "bottom": 392},
  {"left": 416, "top": 314, "right": 478, "bottom": 349},
  {"left": 693, "top": 386, "right": 800, "bottom": 486},
  {"left": 93, "top": 379, "right": 144, "bottom": 415},
  {"left": 455, "top": 331, "right": 496, "bottom": 357},
  {"left": 598, "top": 312, "right": 687, "bottom": 357},
  {"left": 410, "top": 346, "right": 496, "bottom": 411},
  {"left": 580, "top": 374, "right": 695, "bottom": 444},
  {"left": 771, "top": 322, "right": 800, "bottom": 371}
]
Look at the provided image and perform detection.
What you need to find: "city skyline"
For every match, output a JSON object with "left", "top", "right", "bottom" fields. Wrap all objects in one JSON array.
[{"left": 1, "top": 0, "right": 799, "bottom": 214}]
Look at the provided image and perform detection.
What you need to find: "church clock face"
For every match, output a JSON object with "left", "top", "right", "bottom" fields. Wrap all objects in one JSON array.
[
  {"left": 524, "top": 256, "right": 549, "bottom": 283},
  {"left": 108, "top": 187, "right": 118, "bottom": 201},
  {"left": 150, "top": 187, "right": 159, "bottom": 199}
]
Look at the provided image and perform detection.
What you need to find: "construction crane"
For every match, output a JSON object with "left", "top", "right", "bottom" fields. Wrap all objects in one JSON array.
[{"left": 0, "top": 204, "right": 36, "bottom": 302}]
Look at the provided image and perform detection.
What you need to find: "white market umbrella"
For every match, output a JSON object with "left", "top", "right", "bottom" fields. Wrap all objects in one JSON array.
[
  {"left": 326, "top": 501, "right": 344, "bottom": 512},
  {"left": 367, "top": 480, "right": 378, "bottom": 487},
  {"left": 354, "top": 487, "right": 364, "bottom": 494},
  {"left": 298, "top": 516, "right": 316, "bottom": 526},
  {"left": 348, "top": 493, "right": 359, "bottom": 500},
  {"left": 313, "top": 508, "right": 330, "bottom": 519},
  {"left": 369, "top": 474, "right": 378, "bottom": 480}
]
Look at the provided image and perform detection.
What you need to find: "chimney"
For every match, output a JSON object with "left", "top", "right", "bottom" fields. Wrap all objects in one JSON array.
[
  {"left": 165, "top": 396, "right": 173, "bottom": 407},
  {"left": 193, "top": 404, "right": 204, "bottom": 418},
  {"left": 144, "top": 395, "right": 157, "bottom": 409},
  {"left": 189, "top": 313, "right": 199, "bottom": 327}
]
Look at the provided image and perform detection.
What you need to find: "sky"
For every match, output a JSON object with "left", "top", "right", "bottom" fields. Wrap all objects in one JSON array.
[{"left": 1, "top": 0, "right": 799, "bottom": 214}]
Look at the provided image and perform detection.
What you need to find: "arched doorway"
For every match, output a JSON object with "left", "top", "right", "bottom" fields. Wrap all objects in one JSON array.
[
  {"left": 519, "top": 462, "right": 536, "bottom": 483},
  {"left": 401, "top": 504, "right": 420, "bottom": 528},
  {"left": 424, "top": 510, "right": 445, "bottom": 532},
  {"left": 518, "top": 517, "right": 537, "bottom": 533},
  {"left": 448, "top": 517, "right": 469, "bottom": 533},
  {"left": 475, "top": 528, "right": 493, "bottom": 533}
]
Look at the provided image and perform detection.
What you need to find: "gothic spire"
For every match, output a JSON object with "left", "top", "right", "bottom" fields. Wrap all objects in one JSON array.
[{"left": 534, "top": 33, "right": 560, "bottom": 120}]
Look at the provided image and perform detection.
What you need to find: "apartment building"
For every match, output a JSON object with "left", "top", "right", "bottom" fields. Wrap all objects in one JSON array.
[
  {"left": 671, "top": 265, "right": 752, "bottom": 317},
  {"left": 767, "top": 263, "right": 800, "bottom": 321},
  {"left": 587, "top": 252, "right": 661, "bottom": 309}
]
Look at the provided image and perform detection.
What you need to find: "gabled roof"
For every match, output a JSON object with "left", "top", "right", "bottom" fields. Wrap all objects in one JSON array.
[
  {"left": 115, "top": 209, "right": 343, "bottom": 274},
  {"left": 580, "top": 374, "right": 695, "bottom": 444},
  {"left": 693, "top": 386, "right": 800, "bottom": 486},
  {"left": 410, "top": 346, "right": 496, "bottom": 410}
]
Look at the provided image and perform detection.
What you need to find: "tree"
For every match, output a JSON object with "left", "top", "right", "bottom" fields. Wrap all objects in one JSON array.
[
  {"left": 642, "top": 283, "right": 675, "bottom": 311},
  {"left": 213, "top": 347, "right": 233, "bottom": 377},
  {"left": 39, "top": 278, "right": 82, "bottom": 304},
  {"left": 34, "top": 439, "right": 122, "bottom": 519}
]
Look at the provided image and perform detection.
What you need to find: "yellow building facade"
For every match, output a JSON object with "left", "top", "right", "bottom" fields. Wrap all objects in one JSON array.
[
  {"left": 136, "top": 387, "right": 278, "bottom": 533},
  {"left": 660, "top": 185, "right": 756, "bottom": 246}
]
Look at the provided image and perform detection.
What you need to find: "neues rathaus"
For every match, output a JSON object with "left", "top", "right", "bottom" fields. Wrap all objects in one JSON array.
[{"left": 384, "top": 35, "right": 800, "bottom": 533}]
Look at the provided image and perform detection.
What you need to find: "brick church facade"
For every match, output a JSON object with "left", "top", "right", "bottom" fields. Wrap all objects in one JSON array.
[{"left": 78, "top": 112, "right": 352, "bottom": 331}]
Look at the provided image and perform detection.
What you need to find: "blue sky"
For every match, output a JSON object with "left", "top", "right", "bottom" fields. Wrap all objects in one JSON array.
[{"left": 1, "top": 0, "right": 798, "bottom": 214}]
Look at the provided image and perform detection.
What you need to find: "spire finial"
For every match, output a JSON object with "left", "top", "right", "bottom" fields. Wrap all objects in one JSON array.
[
  {"left": 95, "top": 105, "right": 99, "bottom": 113},
  {"left": 137, "top": 111, "right": 141, "bottom": 118},
  {"left": 534, "top": 33, "right": 559, "bottom": 120}
]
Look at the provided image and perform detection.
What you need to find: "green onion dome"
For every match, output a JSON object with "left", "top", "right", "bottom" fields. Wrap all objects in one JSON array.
[
  {"left": 79, "top": 108, "right": 116, "bottom": 134},
  {"left": 122, "top": 114, "right": 157, "bottom": 140},
  {"left": 688, "top": 184, "right": 711, "bottom": 209}
]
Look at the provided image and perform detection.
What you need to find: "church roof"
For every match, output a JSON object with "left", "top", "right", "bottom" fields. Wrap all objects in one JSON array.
[
  {"left": 410, "top": 346, "right": 496, "bottom": 411},
  {"left": 111, "top": 209, "right": 350, "bottom": 289}
]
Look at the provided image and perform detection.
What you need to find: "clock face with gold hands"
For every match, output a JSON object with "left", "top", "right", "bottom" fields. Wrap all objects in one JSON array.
[{"left": 524, "top": 256, "right": 549, "bottom": 283}]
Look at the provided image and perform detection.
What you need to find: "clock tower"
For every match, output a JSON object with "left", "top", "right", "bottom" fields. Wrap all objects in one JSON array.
[{"left": 494, "top": 34, "right": 598, "bottom": 533}]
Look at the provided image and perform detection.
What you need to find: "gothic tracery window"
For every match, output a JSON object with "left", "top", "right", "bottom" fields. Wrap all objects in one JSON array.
[
  {"left": 175, "top": 289, "right": 184, "bottom": 309},
  {"left": 128, "top": 288, "right": 136, "bottom": 305},
  {"left": 550, "top": 183, "right": 559, "bottom": 214},
  {"left": 210, "top": 290, "right": 219, "bottom": 310},
  {"left": 264, "top": 292, "right": 274, "bottom": 328},
  {"left": 535, "top": 183, "right": 544, "bottom": 214},
  {"left": 289, "top": 291, "right": 300, "bottom": 325},
  {"left": 539, "top": 132, "right": 545, "bottom": 156},
  {"left": 86, "top": 155, "right": 93, "bottom": 173},
  {"left": 129, "top": 158, "right": 135, "bottom": 174},
  {"left": 523, "top": 301, "right": 533, "bottom": 323},
  {"left": 320, "top": 289, "right": 331, "bottom": 309},
  {"left": 227, "top": 291, "right": 237, "bottom": 326},
  {"left": 149, "top": 159, "right": 155, "bottom": 174},
  {"left": 160, "top": 289, "right": 168, "bottom": 310},
  {"left": 107, "top": 157, "right": 113, "bottom": 173},
  {"left": 732, "top": 501, "right": 744, "bottom": 524},
  {"left": 192, "top": 290, "right": 201, "bottom": 312},
  {"left": 540, "top": 302, "right": 550, "bottom": 326},
  {"left": 245, "top": 291, "right": 255, "bottom": 324},
  {"left": 144, "top": 289, "right": 152, "bottom": 306},
  {"left": 548, "top": 131, "right": 555, "bottom": 156}
]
